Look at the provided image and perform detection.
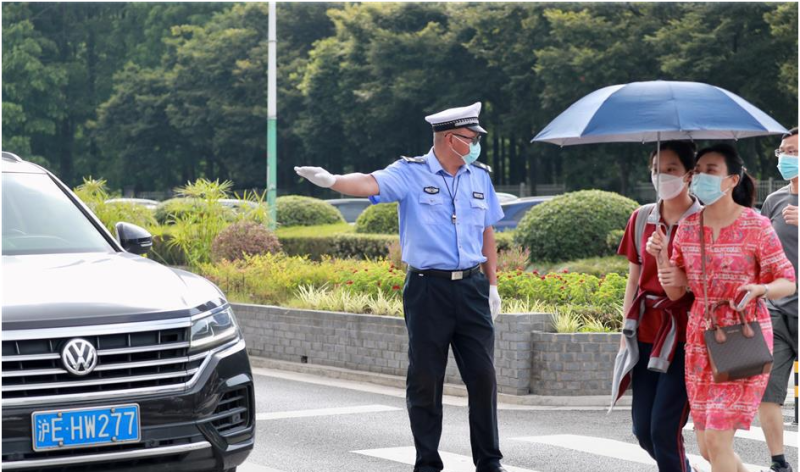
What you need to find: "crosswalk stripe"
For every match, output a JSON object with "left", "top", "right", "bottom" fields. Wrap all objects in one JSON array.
[
  {"left": 352, "top": 446, "right": 540, "bottom": 472},
  {"left": 684, "top": 423, "right": 798, "bottom": 447},
  {"left": 256, "top": 404, "right": 401, "bottom": 421},
  {"left": 238, "top": 463, "right": 288, "bottom": 472},
  {"left": 511, "top": 434, "right": 768, "bottom": 472}
]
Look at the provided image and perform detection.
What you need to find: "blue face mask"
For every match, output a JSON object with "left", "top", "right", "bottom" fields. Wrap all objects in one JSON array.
[
  {"left": 690, "top": 172, "right": 732, "bottom": 206},
  {"left": 777, "top": 154, "right": 798, "bottom": 180},
  {"left": 452, "top": 136, "right": 481, "bottom": 165}
]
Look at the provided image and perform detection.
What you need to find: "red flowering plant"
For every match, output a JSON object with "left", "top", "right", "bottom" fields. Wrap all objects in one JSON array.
[
  {"left": 496, "top": 270, "right": 624, "bottom": 308},
  {"left": 334, "top": 260, "right": 406, "bottom": 298}
]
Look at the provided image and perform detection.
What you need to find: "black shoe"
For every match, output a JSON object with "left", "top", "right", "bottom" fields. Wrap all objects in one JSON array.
[{"left": 764, "top": 462, "right": 794, "bottom": 472}]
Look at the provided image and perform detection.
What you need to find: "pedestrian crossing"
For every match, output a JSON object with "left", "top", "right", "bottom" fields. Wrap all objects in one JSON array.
[
  {"left": 513, "top": 434, "right": 763, "bottom": 472},
  {"left": 683, "top": 423, "right": 798, "bottom": 447},
  {"left": 353, "top": 446, "right": 540, "bottom": 472},
  {"left": 255, "top": 404, "right": 401, "bottom": 421},
  {"left": 247, "top": 402, "right": 791, "bottom": 471}
]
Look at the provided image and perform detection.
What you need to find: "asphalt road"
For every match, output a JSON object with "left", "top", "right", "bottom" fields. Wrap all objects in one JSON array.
[{"left": 240, "top": 367, "right": 798, "bottom": 472}]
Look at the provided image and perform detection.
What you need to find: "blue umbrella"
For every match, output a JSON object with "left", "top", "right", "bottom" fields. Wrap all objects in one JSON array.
[
  {"left": 532, "top": 80, "right": 787, "bottom": 145},
  {"left": 531, "top": 80, "right": 788, "bottom": 202}
]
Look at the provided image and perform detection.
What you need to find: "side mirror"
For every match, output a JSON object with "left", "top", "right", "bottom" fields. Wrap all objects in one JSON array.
[{"left": 115, "top": 222, "right": 153, "bottom": 255}]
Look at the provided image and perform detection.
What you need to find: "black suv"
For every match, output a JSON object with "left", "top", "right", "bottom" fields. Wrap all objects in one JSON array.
[{"left": 1, "top": 152, "right": 254, "bottom": 471}]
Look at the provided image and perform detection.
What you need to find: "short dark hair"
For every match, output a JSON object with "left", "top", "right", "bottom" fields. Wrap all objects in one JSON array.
[
  {"left": 696, "top": 143, "right": 755, "bottom": 207},
  {"left": 783, "top": 127, "right": 798, "bottom": 139},
  {"left": 649, "top": 140, "right": 696, "bottom": 173}
]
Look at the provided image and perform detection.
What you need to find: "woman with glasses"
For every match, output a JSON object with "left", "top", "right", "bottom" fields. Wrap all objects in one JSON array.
[
  {"left": 612, "top": 141, "right": 701, "bottom": 472},
  {"left": 647, "top": 143, "right": 796, "bottom": 472}
]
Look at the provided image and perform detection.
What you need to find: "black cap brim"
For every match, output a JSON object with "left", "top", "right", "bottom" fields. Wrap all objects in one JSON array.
[{"left": 467, "top": 124, "right": 487, "bottom": 134}]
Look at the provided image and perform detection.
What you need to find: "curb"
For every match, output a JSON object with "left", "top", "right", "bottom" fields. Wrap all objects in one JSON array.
[{"left": 249, "top": 356, "right": 632, "bottom": 408}]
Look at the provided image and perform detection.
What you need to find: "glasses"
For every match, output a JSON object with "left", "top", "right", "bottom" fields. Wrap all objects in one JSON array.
[
  {"left": 450, "top": 133, "right": 481, "bottom": 145},
  {"left": 775, "top": 148, "right": 799, "bottom": 157}
]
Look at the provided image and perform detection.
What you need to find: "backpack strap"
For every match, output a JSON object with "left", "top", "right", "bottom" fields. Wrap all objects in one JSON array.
[{"left": 634, "top": 203, "right": 657, "bottom": 265}]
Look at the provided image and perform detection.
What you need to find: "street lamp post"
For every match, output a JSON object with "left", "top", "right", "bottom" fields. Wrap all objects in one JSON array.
[{"left": 267, "top": 0, "right": 277, "bottom": 230}]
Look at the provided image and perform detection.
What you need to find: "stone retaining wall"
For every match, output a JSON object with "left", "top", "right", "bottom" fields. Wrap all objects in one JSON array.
[{"left": 233, "top": 303, "right": 619, "bottom": 396}]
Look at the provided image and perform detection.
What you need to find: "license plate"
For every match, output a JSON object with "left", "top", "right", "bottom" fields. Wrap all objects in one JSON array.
[{"left": 32, "top": 404, "right": 140, "bottom": 451}]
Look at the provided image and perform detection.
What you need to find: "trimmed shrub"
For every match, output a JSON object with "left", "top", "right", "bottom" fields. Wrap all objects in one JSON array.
[
  {"left": 333, "top": 233, "right": 397, "bottom": 259},
  {"left": 606, "top": 229, "right": 626, "bottom": 254},
  {"left": 211, "top": 221, "right": 282, "bottom": 262},
  {"left": 514, "top": 190, "right": 638, "bottom": 263},
  {"left": 494, "top": 230, "right": 517, "bottom": 252},
  {"left": 276, "top": 195, "right": 344, "bottom": 227},
  {"left": 355, "top": 203, "right": 398, "bottom": 234},
  {"left": 280, "top": 233, "right": 398, "bottom": 260}
]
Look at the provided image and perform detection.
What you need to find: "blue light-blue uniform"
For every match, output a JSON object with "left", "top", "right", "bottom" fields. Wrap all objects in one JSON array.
[
  {"left": 371, "top": 145, "right": 506, "bottom": 472},
  {"left": 371, "top": 149, "right": 504, "bottom": 270}
]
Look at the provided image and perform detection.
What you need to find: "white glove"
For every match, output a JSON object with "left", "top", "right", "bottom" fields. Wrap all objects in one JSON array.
[
  {"left": 294, "top": 166, "right": 337, "bottom": 188},
  {"left": 489, "top": 285, "right": 501, "bottom": 321}
]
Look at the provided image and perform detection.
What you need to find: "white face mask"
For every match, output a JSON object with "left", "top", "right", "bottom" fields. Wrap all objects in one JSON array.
[{"left": 651, "top": 172, "right": 687, "bottom": 200}]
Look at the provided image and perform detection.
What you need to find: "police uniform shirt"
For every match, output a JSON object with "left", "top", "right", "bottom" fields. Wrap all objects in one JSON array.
[{"left": 371, "top": 149, "right": 504, "bottom": 270}]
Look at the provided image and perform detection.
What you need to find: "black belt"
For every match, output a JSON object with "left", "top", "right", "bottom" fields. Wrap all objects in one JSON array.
[{"left": 409, "top": 265, "right": 481, "bottom": 281}]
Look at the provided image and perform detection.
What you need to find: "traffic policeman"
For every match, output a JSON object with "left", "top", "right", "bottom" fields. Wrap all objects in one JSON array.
[{"left": 295, "top": 102, "right": 506, "bottom": 472}]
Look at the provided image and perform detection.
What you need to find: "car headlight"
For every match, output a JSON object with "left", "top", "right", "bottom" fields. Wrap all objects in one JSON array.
[{"left": 190, "top": 306, "right": 240, "bottom": 351}]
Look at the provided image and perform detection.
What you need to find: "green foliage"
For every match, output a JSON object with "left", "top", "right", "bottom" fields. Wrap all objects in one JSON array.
[
  {"left": 276, "top": 195, "right": 344, "bottom": 227},
  {"left": 515, "top": 190, "right": 638, "bottom": 263},
  {"left": 605, "top": 229, "right": 626, "bottom": 254},
  {"left": 199, "top": 253, "right": 405, "bottom": 306},
  {"left": 355, "top": 203, "right": 398, "bottom": 234},
  {"left": 276, "top": 222, "right": 354, "bottom": 238},
  {"left": 279, "top": 233, "right": 398, "bottom": 260},
  {"left": 292, "top": 285, "right": 403, "bottom": 317},
  {"left": 73, "top": 178, "right": 157, "bottom": 235},
  {"left": 211, "top": 221, "right": 282, "bottom": 262},
  {"left": 155, "top": 198, "right": 225, "bottom": 225},
  {"left": 536, "top": 255, "right": 630, "bottom": 278},
  {"left": 201, "top": 252, "right": 625, "bottom": 328},
  {"left": 165, "top": 179, "right": 236, "bottom": 268},
  {"left": 494, "top": 231, "right": 516, "bottom": 252},
  {"left": 3, "top": 3, "right": 796, "bottom": 196},
  {"left": 497, "top": 246, "right": 531, "bottom": 272}
]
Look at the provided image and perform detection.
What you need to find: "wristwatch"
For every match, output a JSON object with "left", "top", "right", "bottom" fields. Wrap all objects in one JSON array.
[{"left": 762, "top": 284, "right": 770, "bottom": 299}]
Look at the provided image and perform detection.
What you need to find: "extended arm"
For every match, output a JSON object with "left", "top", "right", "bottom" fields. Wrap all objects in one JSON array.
[{"left": 294, "top": 166, "right": 379, "bottom": 197}]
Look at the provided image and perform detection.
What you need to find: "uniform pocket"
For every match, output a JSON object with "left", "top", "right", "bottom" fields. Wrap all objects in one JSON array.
[
  {"left": 418, "top": 194, "right": 447, "bottom": 224},
  {"left": 469, "top": 199, "right": 488, "bottom": 227}
]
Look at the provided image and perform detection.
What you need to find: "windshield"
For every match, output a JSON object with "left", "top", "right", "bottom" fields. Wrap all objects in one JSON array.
[{"left": 2, "top": 173, "right": 115, "bottom": 255}]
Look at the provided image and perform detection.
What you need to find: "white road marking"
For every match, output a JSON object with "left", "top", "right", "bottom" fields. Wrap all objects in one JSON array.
[
  {"left": 352, "top": 446, "right": 540, "bottom": 472},
  {"left": 512, "top": 434, "right": 768, "bottom": 472},
  {"left": 684, "top": 423, "right": 798, "bottom": 447},
  {"left": 252, "top": 366, "right": 620, "bottom": 411},
  {"left": 256, "top": 404, "right": 401, "bottom": 421},
  {"left": 238, "top": 463, "right": 287, "bottom": 472}
]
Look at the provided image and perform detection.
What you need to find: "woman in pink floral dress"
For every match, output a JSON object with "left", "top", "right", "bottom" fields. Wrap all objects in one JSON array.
[{"left": 647, "top": 144, "right": 796, "bottom": 472}]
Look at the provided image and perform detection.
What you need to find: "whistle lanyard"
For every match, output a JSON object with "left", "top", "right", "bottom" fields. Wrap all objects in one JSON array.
[{"left": 440, "top": 173, "right": 461, "bottom": 225}]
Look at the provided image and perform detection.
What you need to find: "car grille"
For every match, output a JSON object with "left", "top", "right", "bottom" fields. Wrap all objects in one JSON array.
[
  {"left": 2, "top": 325, "right": 206, "bottom": 401},
  {"left": 210, "top": 386, "right": 251, "bottom": 436}
]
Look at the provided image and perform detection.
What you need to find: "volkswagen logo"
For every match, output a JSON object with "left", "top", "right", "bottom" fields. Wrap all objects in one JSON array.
[{"left": 61, "top": 339, "right": 98, "bottom": 376}]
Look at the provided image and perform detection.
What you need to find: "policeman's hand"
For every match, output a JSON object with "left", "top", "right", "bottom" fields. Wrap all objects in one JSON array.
[
  {"left": 489, "top": 285, "right": 501, "bottom": 322},
  {"left": 657, "top": 262, "right": 687, "bottom": 288},
  {"left": 783, "top": 204, "right": 798, "bottom": 227},
  {"left": 294, "top": 166, "right": 337, "bottom": 188}
]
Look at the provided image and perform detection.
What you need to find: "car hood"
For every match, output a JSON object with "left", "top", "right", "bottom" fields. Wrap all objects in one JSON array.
[{"left": 2, "top": 252, "right": 225, "bottom": 330}]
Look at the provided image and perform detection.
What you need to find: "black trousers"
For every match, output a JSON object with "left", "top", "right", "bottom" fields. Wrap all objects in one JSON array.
[
  {"left": 402, "top": 270, "right": 502, "bottom": 472},
  {"left": 631, "top": 341, "right": 691, "bottom": 472}
]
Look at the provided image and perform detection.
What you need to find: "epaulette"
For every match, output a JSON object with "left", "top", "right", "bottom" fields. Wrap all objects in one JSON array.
[
  {"left": 400, "top": 155, "right": 425, "bottom": 164},
  {"left": 472, "top": 161, "right": 492, "bottom": 173}
]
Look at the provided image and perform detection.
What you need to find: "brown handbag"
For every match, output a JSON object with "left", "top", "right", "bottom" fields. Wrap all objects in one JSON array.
[{"left": 699, "top": 211, "right": 773, "bottom": 383}]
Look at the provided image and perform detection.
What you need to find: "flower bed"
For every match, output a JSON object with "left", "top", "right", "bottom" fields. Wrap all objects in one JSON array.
[{"left": 200, "top": 254, "right": 627, "bottom": 331}]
